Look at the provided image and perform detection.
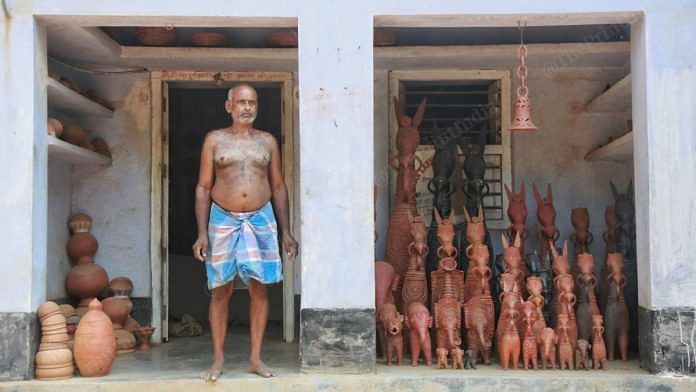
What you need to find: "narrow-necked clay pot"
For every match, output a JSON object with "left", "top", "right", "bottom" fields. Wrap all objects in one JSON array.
[
  {"left": 73, "top": 299, "right": 116, "bottom": 377},
  {"left": 102, "top": 297, "right": 129, "bottom": 329}
]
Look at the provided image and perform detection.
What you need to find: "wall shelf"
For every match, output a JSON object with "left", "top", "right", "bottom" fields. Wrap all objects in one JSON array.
[
  {"left": 47, "top": 137, "right": 112, "bottom": 166},
  {"left": 585, "top": 73, "right": 631, "bottom": 113},
  {"left": 47, "top": 77, "right": 114, "bottom": 118},
  {"left": 585, "top": 131, "right": 633, "bottom": 162}
]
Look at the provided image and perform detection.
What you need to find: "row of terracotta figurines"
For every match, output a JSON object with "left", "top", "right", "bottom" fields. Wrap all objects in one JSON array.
[{"left": 375, "top": 200, "right": 631, "bottom": 370}]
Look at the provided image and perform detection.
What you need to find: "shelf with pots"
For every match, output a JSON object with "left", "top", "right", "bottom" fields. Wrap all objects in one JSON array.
[
  {"left": 47, "top": 136, "right": 112, "bottom": 166},
  {"left": 47, "top": 77, "right": 114, "bottom": 118}
]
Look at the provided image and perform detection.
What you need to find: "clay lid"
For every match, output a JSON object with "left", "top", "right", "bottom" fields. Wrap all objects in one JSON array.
[
  {"left": 37, "top": 302, "right": 61, "bottom": 319},
  {"left": 109, "top": 277, "right": 133, "bottom": 297}
]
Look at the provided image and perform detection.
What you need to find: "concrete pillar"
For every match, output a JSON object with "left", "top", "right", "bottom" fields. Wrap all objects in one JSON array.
[
  {"left": 0, "top": 9, "right": 48, "bottom": 380},
  {"left": 633, "top": 3, "right": 696, "bottom": 375},
  {"left": 297, "top": 4, "right": 375, "bottom": 373}
]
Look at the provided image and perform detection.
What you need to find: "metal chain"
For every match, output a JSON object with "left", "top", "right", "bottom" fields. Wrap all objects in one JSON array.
[{"left": 516, "top": 21, "right": 529, "bottom": 98}]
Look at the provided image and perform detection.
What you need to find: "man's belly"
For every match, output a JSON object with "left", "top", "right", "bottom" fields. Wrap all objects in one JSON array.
[{"left": 211, "top": 179, "right": 272, "bottom": 212}]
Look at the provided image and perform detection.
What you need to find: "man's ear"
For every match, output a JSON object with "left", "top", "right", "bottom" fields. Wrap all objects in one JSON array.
[{"left": 225, "top": 99, "right": 232, "bottom": 113}]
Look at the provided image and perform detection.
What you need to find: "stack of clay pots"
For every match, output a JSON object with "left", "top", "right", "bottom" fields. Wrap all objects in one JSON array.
[
  {"left": 59, "top": 304, "right": 80, "bottom": 350},
  {"left": 64, "top": 213, "right": 109, "bottom": 317},
  {"left": 35, "top": 302, "right": 74, "bottom": 380},
  {"left": 73, "top": 299, "right": 116, "bottom": 377}
]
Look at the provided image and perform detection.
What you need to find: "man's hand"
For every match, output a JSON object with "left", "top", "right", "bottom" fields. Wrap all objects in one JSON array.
[
  {"left": 282, "top": 233, "right": 298, "bottom": 261},
  {"left": 192, "top": 235, "right": 208, "bottom": 262}
]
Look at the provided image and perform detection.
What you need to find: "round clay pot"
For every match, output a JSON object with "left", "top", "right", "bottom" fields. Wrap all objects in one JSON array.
[
  {"left": 61, "top": 124, "right": 88, "bottom": 146},
  {"left": 47, "top": 118, "right": 63, "bottom": 138},
  {"left": 35, "top": 363, "right": 74, "bottom": 381},
  {"left": 189, "top": 32, "right": 229, "bottom": 47},
  {"left": 114, "top": 329, "right": 136, "bottom": 354},
  {"left": 102, "top": 297, "right": 129, "bottom": 329},
  {"left": 59, "top": 304, "right": 77, "bottom": 318},
  {"left": 67, "top": 232, "right": 99, "bottom": 263},
  {"left": 136, "top": 27, "right": 176, "bottom": 46},
  {"left": 73, "top": 299, "right": 116, "bottom": 377},
  {"left": 68, "top": 214, "right": 92, "bottom": 234},
  {"left": 109, "top": 277, "right": 134, "bottom": 297},
  {"left": 65, "top": 263, "right": 109, "bottom": 305}
]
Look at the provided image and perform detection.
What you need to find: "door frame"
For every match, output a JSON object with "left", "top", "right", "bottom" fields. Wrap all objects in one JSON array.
[{"left": 150, "top": 71, "right": 296, "bottom": 343}]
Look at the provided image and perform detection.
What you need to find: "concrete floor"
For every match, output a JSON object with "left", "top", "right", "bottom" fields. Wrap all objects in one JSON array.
[{"left": 4, "top": 325, "right": 696, "bottom": 391}]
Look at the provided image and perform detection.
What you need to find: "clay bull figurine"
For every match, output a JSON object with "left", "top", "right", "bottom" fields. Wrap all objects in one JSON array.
[{"left": 377, "top": 303, "right": 404, "bottom": 366}]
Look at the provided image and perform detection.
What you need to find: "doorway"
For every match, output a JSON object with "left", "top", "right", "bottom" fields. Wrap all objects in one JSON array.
[{"left": 150, "top": 72, "right": 295, "bottom": 343}]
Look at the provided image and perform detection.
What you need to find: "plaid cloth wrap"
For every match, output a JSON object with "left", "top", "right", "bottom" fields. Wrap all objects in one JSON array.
[{"left": 206, "top": 201, "right": 283, "bottom": 289}]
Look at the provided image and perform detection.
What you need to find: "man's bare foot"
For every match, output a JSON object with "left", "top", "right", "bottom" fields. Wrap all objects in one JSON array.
[
  {"left": 248, "top": 359, "right": 275, "bottom": 378},
  {"left": 201, "top": 361, "right": 224, "bottom": 382}
]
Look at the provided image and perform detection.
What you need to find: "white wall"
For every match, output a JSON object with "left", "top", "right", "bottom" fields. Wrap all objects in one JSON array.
[{"left": 46, "top": 161, "right": 72, "bottom": 299}]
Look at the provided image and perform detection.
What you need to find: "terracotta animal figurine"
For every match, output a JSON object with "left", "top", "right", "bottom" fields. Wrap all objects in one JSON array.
[
  {"left": 463, "top": 243, "right": 494, "bottom": 365},
  {"left": 604, "top": 253, "right": 629, "bottom": 361},
  {"left": 538, "top": 327, "right": 557, "bottom": 370},
  {"left": 501, "top": 232, "right": 528, "bottom": 298},
  {"left": 526, "top": 276, "right": 546, "bottom": 335},
  {"left": 497, "top": 292, "right": 521, "bottom": 370},
  {"left": 451, "top": 347, "right": 465, "bottom": 369},
  {"left": 533, "top": 182, "right": 559, "bottom": 262},
  {"left": 405, "top": 302, "right": 433, "bottom": 366},
  {"left": 401, "top": 210, "right": 429, "bottom": 311},
  {"left": 554, "top": 274, "right": 578, "bottom": 348},
  {"left": 575, "top": 253, "right": 600, "bottom": 342},
  {"left": 521, "top": 301, "right": 539, "bottom": 370},
  {"left": 375, "top": 261, "right": 399, "bottom": 311},
  {"left": 575, "top": 339, "right": 591, "bottom": 370},
  {"left": 505, "top": 182, "right": 529, "bottom": 244},
  {"left": 460, "top": 131, "right": 490, "bottom": 213},
  {"left": 464, "top": 204, "right": 486, "bottom": 256},
  {"left": 592, "top": 315, "right": 608, "bottom": 370},
  {"left": 599, "top": 205, "right": 619, "bottom": 313},
  {"left": 557, "top": 314, "right": 574, "bottom": 370},
  {"left": 570, "top": 208, "right": 593, "bottom": 255},
  {"left": 432, "top": 256, "right": 464, "bottom": 368},
  {"left": 391, "top": 97, "right": 426, "bottom": 204},
  {"left": 437, "top": 348, "right": 449, "bottom": 369},
  {"left": 377, "top": 303, "right": 404, "bottom": 366},
  {"left": 434, "top": 209, "right": 457, "bottom": 259}
]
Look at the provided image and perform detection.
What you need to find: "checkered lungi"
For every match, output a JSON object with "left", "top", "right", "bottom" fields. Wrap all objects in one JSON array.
[{"left": 205, "top": 201, "right": 283, "bottom": 289}]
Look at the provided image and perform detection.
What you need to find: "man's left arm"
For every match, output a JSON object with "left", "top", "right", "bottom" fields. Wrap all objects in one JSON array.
[{"left": 268, "top": 134, "right": 298, "bottom": 260}]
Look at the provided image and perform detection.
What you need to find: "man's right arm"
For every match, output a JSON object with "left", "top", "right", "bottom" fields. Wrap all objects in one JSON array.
[{"left": 192, "top": 133, "right": 215, "bottom": 262}]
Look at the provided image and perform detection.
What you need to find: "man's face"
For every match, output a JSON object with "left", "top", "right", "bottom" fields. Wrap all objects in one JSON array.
[{"left": 227, "top": 87, "right": 258, "bottom": 125}]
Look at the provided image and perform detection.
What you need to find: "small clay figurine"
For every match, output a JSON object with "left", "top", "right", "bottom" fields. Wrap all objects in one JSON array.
[
  {"left": 521, "top": 302, "right": 539, "bottom": 370},
  {"left": 405, "top": 302, "right": 433, "bottom": 366},
  {"left": 557, "top": 314, "right": 574, "bottom": 370},
  {"left": 497, "top": 292, "right": 521, "bottom": 370},
  {"left": 604, "top": 253, "right": 629, "bottom": 361},
  {"left": 451, "top": 347, "right": 465, "bottom": 370},
  {"left": 575, "top": 339, "right": 591, "bottom": 370},
  {"left": 437, "top": 348, "right": 449, "bottom": 369},
  {"left": 465, "top": 349, "right": 477, "bottom": 369},
  {"left": 377, "top": 303, "right": 404, "bottom": 366},
  {"left": 570, "top": 208, "right": 593, "bottom": 255},
  {"left": 538, "top": 327, "right": 557, "bottom": 370},
  {"left": 504, "top": 182, "right": 528, "bottom": 244},
  {"left": 592, "top": 315, "right": 608, "bottom": 370}
]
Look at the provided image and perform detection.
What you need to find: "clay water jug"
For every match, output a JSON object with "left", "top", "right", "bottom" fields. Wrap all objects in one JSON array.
[{"left": 73, "top": 299, "right": 116, "bottom": 377}]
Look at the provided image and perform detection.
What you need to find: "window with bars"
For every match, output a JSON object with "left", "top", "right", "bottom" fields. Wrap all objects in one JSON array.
[{"left": 392, "top": 73, "right": 511, "bottom": 229}]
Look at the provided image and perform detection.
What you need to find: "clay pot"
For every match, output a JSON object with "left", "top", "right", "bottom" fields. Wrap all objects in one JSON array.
[
  {"left": 91, "top": 138, "right": 111, "bottom": 157},
  {"left": 73, "top": 299, "right": 116, "bottom": 377},
  {"left": 134, "top": 326, "right": 156, "bottom": 351},
  {"left": 102, "top": 297, "right": 129, "bottom": 329},
  {"left": 136, "top": 27, "right": 176, "bottom": 46},
  {"left": 189, "top": 32, "right": 229, "bottom": 47},
  {"left": 68, "top": 214, "right": 92, "bottom": 233},
  {"left": 109, "top": 277, "right": 134, "bottom": 298},
  {"left": 65, "top": 263, "right": 109, "bottom": 307},
  {"left": 67, "top": 232, "right": 99, "bottom": 263},
  {"left": 61, "top": 124, "right": 88, "bottom": 146},
  {"left": 47, "top": 118, "right": 63, "bottom": 138},
  {"left": 114, "top": 329, "right": 136, "bottom": 354},
  {"left": 265, "top": 30, "right": 298, "bottom": 47},
  {"left": 36, "top": 346, "right": 73, "bottom": 367},
  {"left": 35, "top": 360, "right": 74, "bottom": 381}
]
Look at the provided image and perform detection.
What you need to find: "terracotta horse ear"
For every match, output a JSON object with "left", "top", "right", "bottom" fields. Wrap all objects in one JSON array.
[
  {"left": 463, "top": 206, "right": 472, "bottom": 223},
  {"left": 546, "top": 183, "right": 553, "bottom": 203},
  {"left": 501, "top": 233, "right": 510, "bottom": 249},
  {"left": 562, "top": 239, "right": 568, "bottom": 257},
  {"left": 610, "top": 180, "right": 620, "bottom": 201},
  {"left": 413, "top": 99, "right": 427, "bottom": 127},
  {"left": 505, "top": 184, "right": 513, "bottom": 201},
  {"left": 513, "top": 230, "right": 522, "bottom": 248},
  {"left": 550, "top": 241, "right": 559, "bottom": 258},
  {"left": 393, "top": 97, "right": 406, "bottom": 124},
  {"left": 532, "top": 182, "right": 543, "bottom": 206},
  {"left": 433, "top": 208, "right": 443, "bottom": 225}
]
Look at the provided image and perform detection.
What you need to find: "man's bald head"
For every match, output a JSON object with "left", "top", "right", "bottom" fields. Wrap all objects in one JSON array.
[{"left": 228, "top": 83, "right": 257, "bottom": 101}]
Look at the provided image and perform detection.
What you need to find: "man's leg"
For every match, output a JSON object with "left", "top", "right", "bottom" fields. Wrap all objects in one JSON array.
[
  {"left": 247, "top": 279, "right": 275, "bottom": 377},
  {"left": 202, "top": 282, "right": 233, "bottom": 381}
]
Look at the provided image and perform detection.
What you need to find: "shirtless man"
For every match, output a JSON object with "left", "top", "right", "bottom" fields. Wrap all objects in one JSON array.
[{"left": 193, "top": 84, "right": 298, "bottom": 381}]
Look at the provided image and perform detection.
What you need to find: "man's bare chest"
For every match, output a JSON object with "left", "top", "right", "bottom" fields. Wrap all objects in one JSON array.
[{"left": 213, "top": 136, "right": 270, "bottom": 169}]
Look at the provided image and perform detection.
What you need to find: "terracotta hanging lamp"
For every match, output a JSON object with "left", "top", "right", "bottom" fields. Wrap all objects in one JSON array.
[{"left": 509, "top": 22, "right": 538, "bottom": 132}]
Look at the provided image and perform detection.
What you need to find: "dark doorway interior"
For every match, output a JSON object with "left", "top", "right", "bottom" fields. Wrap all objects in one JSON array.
[{"left": 167, "top": 85, "right": 284, "bottom": 329}]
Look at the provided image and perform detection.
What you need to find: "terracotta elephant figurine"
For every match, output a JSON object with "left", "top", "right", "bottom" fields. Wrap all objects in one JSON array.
[
  {"left": 377, "top": 303, "right": 404, "bottom": 366},
  {"left": 405, "top": 302, "right": 433, "bottom": 366},
  {"left": 575, "top": 339, "right": 591, "bottom": 370},
  {"left": 538, "top": 327, "right": 557, "bottom": 369},
  {"left": 463, "top": 297, "right": 494, "bottom": 365}
]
